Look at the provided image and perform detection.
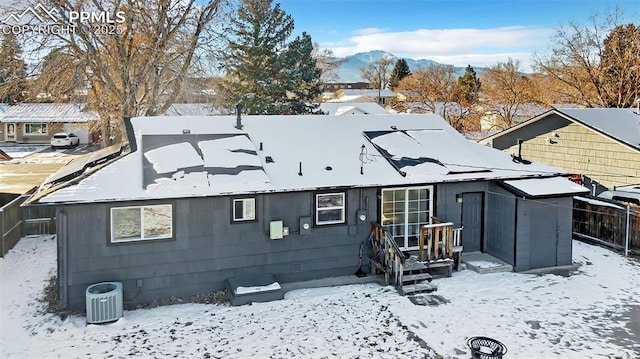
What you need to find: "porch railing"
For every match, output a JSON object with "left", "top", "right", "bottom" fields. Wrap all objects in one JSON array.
[
  {"left": 370, "top": 223, "right": 405, "bottom": 289},
  {"left": 418, "top": 221, "right": 463, "bottom": 263}
]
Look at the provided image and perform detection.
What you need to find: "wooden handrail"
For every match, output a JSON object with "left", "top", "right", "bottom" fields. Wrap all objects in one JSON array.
[
  {"left": 419, "top": 222, "right": 462, "bottom": 262},
  {"left": 370, "top": 224, "right": 404, "bottom": 288}
]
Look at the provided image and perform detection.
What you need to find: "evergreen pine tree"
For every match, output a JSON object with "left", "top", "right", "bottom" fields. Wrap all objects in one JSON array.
[
  {"left": 279, "top": 32, "right": 323, "bottom": 114},
  {"left": 388, "top": 59, "right": 411, "bottom": 90},
  {"left": 220, "top": 0, "right": 322, "bottom": 114},
  {"left": 456, "top": 65, "right": 481, "bottom": 106},
  {"left": 0, "top": 33, "right": 28, "bottom": 103}
]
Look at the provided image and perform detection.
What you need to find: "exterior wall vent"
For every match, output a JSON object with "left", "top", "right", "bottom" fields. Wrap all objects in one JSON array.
[{"left": 86, "top": 282, "right": 123, "bottom": 324}]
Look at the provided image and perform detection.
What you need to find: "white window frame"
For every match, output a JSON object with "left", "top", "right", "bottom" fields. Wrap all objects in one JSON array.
[
  {"left": 315, "top": 192, "right": 346, "bottom": 225},
  {"left": 23, "top": 123, "right": 48, "bottom": 135},
  {"left": 381, "top": 186, "right": 433, "bottom": 250},
  {"left": 110, "top": 204, "right": 173, "bottom": 243},
  {"left": 233, "top": 198, "right": 256, "bottom": 222}
]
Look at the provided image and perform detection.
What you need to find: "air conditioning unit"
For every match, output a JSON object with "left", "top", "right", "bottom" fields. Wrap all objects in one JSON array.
[{"left": 86, "top": 282, "right": 123, "bottom": 324}]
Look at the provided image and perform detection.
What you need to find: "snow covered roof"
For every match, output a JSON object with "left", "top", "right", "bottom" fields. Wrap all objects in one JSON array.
[
  {"left": 574, "top": 196, "right": 625, "bottom": 210},
  {"left": 39, "top": 114, "right": 569, "bottom": 204},
  {"left": 319, "top": 102, "right": 388, "bottom": 115},
  {"left": 162, "top": 103, "right": 224, "bottom": 116},
  {"left": 339, "top": 89, "right": 397, "bottom": 98},
  {"left": 502, "top": 177, "right": 588, "bottom": 198},
  {"left": 0, "top": 103, "right": 99, "bottom": 123}
]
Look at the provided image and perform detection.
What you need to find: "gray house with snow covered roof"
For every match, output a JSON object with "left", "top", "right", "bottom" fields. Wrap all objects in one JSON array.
[{"left": 34, "top": 114, "right": 587, "bottom": 310}]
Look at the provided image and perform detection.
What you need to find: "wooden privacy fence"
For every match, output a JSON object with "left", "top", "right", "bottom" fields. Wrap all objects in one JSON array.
[
  {"left": 1, "top": 193, "right": 56, "bottom": 257},
  {"left": 573, "top": 197, "right": 640, "bottom": 256}
]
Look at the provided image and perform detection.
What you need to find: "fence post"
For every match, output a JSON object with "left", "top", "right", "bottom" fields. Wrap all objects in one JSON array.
[{"left": 625, "top": 205, "right": 630, "bottom": 257}]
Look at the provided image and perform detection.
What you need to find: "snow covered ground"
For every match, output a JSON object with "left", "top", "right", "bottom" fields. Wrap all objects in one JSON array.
[{"left": 1, "top": 235, "right": 639, "bottom": 358}]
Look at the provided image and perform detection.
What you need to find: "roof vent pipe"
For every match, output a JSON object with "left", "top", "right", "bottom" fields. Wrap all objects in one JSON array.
[
  {"left": 235, "top": 102, "right": 243, "bottom": 130},
  {"left": 298, "top": 161, "right": 303, "bottom": 176}
]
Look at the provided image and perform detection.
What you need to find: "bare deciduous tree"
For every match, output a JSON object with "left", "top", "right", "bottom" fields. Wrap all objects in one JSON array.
[
  {"left": 314, "top": 47, "right": 340, "bottom": 84},
  {"left": 481, "top": 58, "right": 538, "bottom": 130},
  {"left": 534, "top": 9, "right": 639, "bottom": 108},
  {"left": 6, "top": 0, "right": 229, "bottom": 145},
  {"left": 360, "top": 55, "right": 393, "bottom": 104},
  {"left": 395, "top": 64, "right": 476, "bottom": 131}
]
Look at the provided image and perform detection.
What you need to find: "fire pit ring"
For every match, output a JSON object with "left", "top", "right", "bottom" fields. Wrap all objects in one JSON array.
[{"left": 466, "top": 336, "right": 507, "bottom": 359}]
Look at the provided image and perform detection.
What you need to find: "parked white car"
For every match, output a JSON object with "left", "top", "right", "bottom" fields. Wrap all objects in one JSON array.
[{"left": 51, "top": 133, "right": 80, "bottom": 149}]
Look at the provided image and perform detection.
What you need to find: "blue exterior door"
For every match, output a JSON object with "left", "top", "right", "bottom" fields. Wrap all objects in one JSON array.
[{"left": 462, "top": 192, "right": 483, "bottom": 252}]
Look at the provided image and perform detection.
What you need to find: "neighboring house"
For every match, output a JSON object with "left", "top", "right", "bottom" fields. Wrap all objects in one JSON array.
[
  {"left": 479, "top": 103, "right": 548, "bottom": 131},
  {"left": 395, "top": 91, "right": 423, "bottom": 103},
  {"left": 33, "top": 114, "right": 587, "bottom": 310},
  {"left": 318, "top": 102, "right": 388, "bottom": 115},
  {"left": 323, "top": 82, "right": 369, "bottom": 92},
  {"left": 0, "top": 103, "right": 99, "bottom": 145},
  {"left": 331, "top": 89, "right": 397, "bottom": 105},
  {"left": 480, "top": 108, "right": 640, "bottom": 190}
]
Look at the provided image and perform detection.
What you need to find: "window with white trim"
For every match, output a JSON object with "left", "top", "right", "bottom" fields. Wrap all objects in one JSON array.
[
  {"left": 23, "top": 123, "right": 48, "bottom": 135},
  {"left": 233, "top": 198, "right": 256, "bottom": 221},
  {"left": 110, "top": 204, "right": 173, "bottom": 243},
  {"left": 315, "top": 192, "right": 345, "bottom": 225}
]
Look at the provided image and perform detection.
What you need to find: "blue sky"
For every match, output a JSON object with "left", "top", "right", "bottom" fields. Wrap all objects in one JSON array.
[{"left": 279, "top": 0, "right": 639, "bottom": 70}]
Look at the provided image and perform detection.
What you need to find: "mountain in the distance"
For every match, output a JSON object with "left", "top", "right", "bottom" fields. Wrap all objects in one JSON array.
[{"left": 330, "top": 50, "right": 484, "bottom": 83}]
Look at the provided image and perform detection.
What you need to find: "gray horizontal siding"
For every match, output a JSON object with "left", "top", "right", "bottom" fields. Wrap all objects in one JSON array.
[
  {"left": 60, "top": 188, "right": 376, "bottom": 309},
  {"left": 435, "top": 181, "right": 489, "bottom": 227}
]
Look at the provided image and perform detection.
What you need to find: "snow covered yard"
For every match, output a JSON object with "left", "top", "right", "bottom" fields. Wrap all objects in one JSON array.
[{"left": 1, "top": 236, "right": 639, "bottom": 358}]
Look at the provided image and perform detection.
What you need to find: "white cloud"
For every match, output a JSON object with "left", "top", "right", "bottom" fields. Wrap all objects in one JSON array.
[{"left": 322, "top": 26, "right": 554, "bottom": 71}]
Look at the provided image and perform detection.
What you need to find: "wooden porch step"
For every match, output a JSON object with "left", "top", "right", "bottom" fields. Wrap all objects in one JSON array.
[
  {"left": 403, "top": 257, "right": 428, "bottom": 272},
  {"left": 401, "top": 282, "right": 438, "bottom": 296},
  {"left": 402, "top": 272, "right": 433, "bottom": 283}
]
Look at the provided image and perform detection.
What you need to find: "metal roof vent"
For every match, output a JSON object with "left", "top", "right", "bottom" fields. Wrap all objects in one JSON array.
[
  {"left": 235, "top": 102, "right": 243, "bottom": 130},
  {"left": 182, "top": 129, "right": 191, "bottom": 134},
  {"left": 86, "top": 282, "right": 123, "bottom": 324}
]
